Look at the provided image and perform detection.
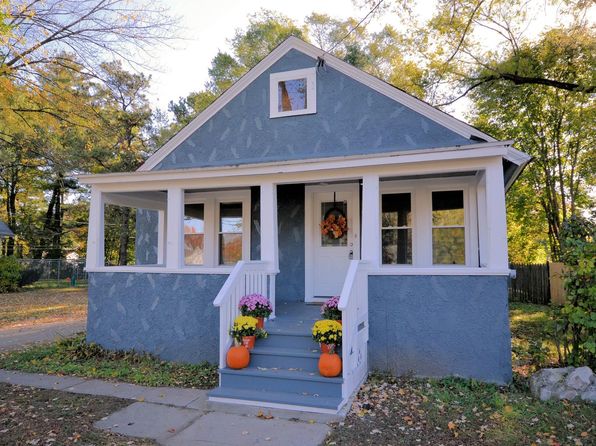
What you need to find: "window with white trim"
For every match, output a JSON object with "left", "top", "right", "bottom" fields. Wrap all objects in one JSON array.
[
  {"left": 270, "top": 68, "right": 316, "bottom": 118},
  {"left": 380, "top": 178, "right": 478, "bottom": 267},
  {"left": 184, "top": 191, "right": 250, "bottom": 267}
]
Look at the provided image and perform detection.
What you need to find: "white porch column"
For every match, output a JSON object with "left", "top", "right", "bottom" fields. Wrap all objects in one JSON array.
[
  {"left": 259, "top": 182, "right": 279, "bottom": 269},
  {"left": 361, "top": 174, "right": 381, "bottom": 268},
  {"left": 484, "top": 158, "right": 509, "bottom": 269},
  {"left": 166, "top": 187, "right": 184, "bottom": 269},
  {"left": 86, "top": 187, "right": 104, "bottom": 269}
]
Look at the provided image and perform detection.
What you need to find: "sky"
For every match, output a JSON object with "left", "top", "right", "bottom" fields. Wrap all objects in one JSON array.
[
  {"left": 144, "top": 0, "right": 377, "bottom": 111},
  {"left": 141, "top": 0, "right": 573, "bottom": 118}
]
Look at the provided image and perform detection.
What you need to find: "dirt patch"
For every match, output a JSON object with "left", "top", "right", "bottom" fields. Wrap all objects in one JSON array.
[
  {"left": 0, "top": 382, "right": 155, "bottom": 445},
  {"left": 0, "top": 288, "right": 87, "bottom": 329}
]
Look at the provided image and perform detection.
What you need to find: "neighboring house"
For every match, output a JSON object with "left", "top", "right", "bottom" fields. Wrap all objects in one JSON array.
[
  {"left": 0, "top": 220, "right": 14, "bottom": 256},
  {"left": 80, "top": 37, "right": 530, "bottom": 413}
]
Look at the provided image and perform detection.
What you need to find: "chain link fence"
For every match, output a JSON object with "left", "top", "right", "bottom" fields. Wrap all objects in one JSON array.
[{"left": 17, "top": 259, "right": 88, "bottom": 287}]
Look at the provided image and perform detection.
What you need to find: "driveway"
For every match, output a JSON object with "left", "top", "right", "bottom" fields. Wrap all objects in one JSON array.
[{"left": 0, "top": 319, "right": 86, "bottom": 351}]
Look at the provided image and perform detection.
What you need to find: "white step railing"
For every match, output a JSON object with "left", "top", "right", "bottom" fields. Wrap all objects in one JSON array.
[
  {"left": 338, "top": 260, "right": 369, "bottom": 400},
  {"left": 213, "top": 260, "right": 277, "bottom": 369}
]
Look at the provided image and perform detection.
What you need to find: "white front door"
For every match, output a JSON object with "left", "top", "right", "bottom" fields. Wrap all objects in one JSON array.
[{"left": 305, "top": 184, "right": 360, "bottom": 301}]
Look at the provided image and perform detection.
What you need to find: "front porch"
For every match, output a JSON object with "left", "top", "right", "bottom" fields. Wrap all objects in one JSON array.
[{"left": 82, "top": 143, "right": 524, "bottom": 413}]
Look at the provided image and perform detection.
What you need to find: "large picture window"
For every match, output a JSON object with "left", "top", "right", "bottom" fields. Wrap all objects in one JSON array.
[
  {"left": 432, "top": 190, "right": 465, "bottom": 265},
  {"left": 381, "top": 193, "right": 412, "bottom": 264}
]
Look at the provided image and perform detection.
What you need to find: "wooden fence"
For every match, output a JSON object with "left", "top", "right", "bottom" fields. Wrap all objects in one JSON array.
[{"left": 509, "top": 263, "right": 551, "bottom": 305}]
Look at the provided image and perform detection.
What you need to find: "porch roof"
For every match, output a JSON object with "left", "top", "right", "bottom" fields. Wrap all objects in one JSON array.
[{"left": 79, "top": 140, "right": 529, "bottom": 191}]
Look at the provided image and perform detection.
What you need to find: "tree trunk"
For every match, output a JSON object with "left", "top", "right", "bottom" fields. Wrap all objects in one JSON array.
[{"left": 118, "top": 207, "right": 131, "bottom": 265}]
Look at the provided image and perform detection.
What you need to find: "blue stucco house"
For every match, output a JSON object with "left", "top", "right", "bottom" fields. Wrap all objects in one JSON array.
[{"left": 80, "top": 37, "right": 530, "bottom": 413}]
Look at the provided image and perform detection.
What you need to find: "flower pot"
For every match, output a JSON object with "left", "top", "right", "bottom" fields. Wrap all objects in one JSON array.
[
  {"left": 318, "top": 353, "right": 342, "bottom": 377},
  {"left": 256, "top": 317, "right": 265, "bottom": 329},
  {"left": 320, "top": 343, "right": 335, "bottom": 354},
  {"left": 242, "top": 335, "right": 256, "bottom": 350},
  {"left": 227, "top": 345, "right": 250, "bottom": 369}
]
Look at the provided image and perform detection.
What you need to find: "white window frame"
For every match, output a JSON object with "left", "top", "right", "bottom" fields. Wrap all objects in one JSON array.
[
  {"left": 184, "top": 190, "right": 251, "bottom": 268},
  {"left": 269, "top": 67, "right": 317, "bottom": 118},
  {"left": 380, "top": 177, "right": 479, "bottom": 269}
]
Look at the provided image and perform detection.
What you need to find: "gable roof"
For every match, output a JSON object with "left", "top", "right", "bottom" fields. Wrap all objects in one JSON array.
[
  {"left": 0, "top": 220, "right": 14, "bottom": 237},
  {"left": 139, "top": 36, "right": 496, "bottom": 172}
]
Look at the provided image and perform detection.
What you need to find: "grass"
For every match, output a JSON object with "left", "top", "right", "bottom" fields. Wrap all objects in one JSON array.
[
  {"left": 325, "top": 302, "right": 595, "bottom": 445},
  {"left": 22, "top": 279, "right": 88, "bottom": 290},
  {"left": 0, "top": 287, "right": 87, "bottom": 328},
  {"left": 0, "top": 382, "right": 155, "bottom": 445},
  {"left": 0, "top": 333, "right": 219, "bottom": 389},
  {"left": 509, "top": 302, "right": 560, "bottom": 376},
  {"left": 326, "top": 374, "right": 595, "bottom": 446}
]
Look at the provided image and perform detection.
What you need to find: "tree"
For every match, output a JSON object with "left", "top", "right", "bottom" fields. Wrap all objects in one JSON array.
[
  {"left": 470, "top": 28, "right": 595, "bottom": 260},
  {"left": 368, "top": 0, "right": 595, "bottom": 105},
  {"left": 0, "top": 0, "right": 177, "bottom": 143}
]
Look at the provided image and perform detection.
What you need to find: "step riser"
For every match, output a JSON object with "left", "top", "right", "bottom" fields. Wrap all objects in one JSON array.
[
  {"left": 260, "top": 334, "right": 319, "bottom": 350},
  {"left": 250, "top": 353, "right": 319, "bottom": 371},
  {"left": 221, "top": 373, "right": 342, "bottom": 398}
]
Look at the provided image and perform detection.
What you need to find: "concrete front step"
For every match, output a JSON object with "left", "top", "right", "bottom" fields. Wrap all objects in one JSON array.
[
  {"left": 250, "top": 346, "right": 321, "bottom": 371},
  {"left": 220, "top": 366, "right": 343, "bottom": 398},
  {"left": 208, "top": 387, "right": 343, "bottom": 412}
]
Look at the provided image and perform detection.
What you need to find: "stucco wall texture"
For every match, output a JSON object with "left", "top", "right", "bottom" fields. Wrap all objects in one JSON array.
[
  {"left": 135, "top": 209, "right": 159, "bottom": 265},
  {"left": 87, "top": 272, "right": 226, "bottom": 364},
  {"left": 368, "top": 275, "right": 512, "bottom": 384},
  {"left": 154, "top": 49, "right": 473, "bottom": 171}
]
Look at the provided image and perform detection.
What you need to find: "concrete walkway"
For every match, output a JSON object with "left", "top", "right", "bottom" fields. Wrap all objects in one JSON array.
[
  {"left": 0, "top": 369, "right": 335, "bottom": 445},
  {"left": 0, "top": 319, "right": 86, "bottom": 351}
]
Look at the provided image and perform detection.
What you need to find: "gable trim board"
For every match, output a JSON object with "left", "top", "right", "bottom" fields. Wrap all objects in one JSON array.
[{"left": 139, "top": 36, "right": 496, "bottom": 172}]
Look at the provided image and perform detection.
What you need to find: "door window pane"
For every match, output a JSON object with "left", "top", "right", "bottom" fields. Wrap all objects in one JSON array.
[
  {"left": 184, "top": 203, "right": 204, "bottom": 265},
  {"left": 320, "top": 201, "right": 348, "bottom": 247},
  {"left": 381, "top": 193, "right": 412, "bottom": 264},
  {"left": 278, "top": 78, "right": 307, "bottom": 112},
  {"left": 219, "top": 202, "right": 242, "bottom": 265},
  {"left": 432, "top": 190, "right": 465, "bottom": 265}
]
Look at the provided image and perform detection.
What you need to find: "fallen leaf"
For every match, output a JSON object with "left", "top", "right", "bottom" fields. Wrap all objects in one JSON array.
[{"left": 448, "top": 421, "right": 457, "bottom": 430}]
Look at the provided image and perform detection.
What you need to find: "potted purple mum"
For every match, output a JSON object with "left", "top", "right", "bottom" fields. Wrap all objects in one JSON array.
[
  {"left": 321, "top": 295, "right": 341, "bottom": 323},
  {"left": 238, "top": 293, "right": 273, "bottom": 329}
]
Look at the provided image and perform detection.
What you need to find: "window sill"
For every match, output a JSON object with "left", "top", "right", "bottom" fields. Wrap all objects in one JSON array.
[
  {"left": 85, "top": 265, "right": 234, "bottom": 274},
  {"left": 370, "top": 266, "right": 513, "bottom": 276}
]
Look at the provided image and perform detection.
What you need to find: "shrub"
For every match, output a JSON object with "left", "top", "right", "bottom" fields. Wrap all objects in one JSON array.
[
  {"left": 552, "top": 214, "right": 595, "bottom": 368},
  {"left": 0, "top": 256, "right": 22, "bottom": 293}
]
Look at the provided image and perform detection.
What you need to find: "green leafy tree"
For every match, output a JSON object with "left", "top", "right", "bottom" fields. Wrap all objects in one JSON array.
[{"left": 552, "top": 214, "right": 596, "bottom": 367}]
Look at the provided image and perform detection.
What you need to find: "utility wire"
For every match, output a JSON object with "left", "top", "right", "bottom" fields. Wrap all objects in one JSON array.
[{"left": 319, "top": 0, "right": 385, "bottom": 64}]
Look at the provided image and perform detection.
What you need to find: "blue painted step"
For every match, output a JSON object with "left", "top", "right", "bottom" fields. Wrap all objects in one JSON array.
[
  {"left": 259, "top": 332, "right": 319, "bottom": 350},
  {"left": 209, "top": 386, "right": 342, "bottom": 411},
  {"left": 220, "top": 366, "right": 343, "bottom": 397},
  {"left": 250, "top": 346, "right": 320, "bottom": 371}
]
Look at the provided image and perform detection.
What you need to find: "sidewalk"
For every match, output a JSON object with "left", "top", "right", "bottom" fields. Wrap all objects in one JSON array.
[
  {"left": 0, "top": 319, "right": 86, "bottom": 351},
  {"left": 0, "top": 369, "right": 336, "bottom": 445}
]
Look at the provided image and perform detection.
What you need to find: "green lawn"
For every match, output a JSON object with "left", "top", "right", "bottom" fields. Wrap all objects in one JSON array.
[{"left": 0, "top": 333, "right": 218, "bottom": 389}]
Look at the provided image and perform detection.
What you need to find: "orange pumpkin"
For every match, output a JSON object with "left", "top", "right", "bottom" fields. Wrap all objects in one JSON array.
[
  {"left": 318, "top": 353, "right": 342, "bottom": 377},
  {"left": 227, "top": 345, "right": 250, "bottom": 369}
]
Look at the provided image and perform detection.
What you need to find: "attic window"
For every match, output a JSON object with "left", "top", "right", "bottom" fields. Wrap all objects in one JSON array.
[{"left": 270, "top": 67, "right": 316, "bottom": 118}]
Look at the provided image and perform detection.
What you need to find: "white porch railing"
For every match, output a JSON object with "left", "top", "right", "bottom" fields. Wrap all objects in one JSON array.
[
  {"left": 338, "top": 259, "right": 369, "bottom": 400},
  {"left": 213, "top": 260, "right": 277, "bottom": 369}
]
